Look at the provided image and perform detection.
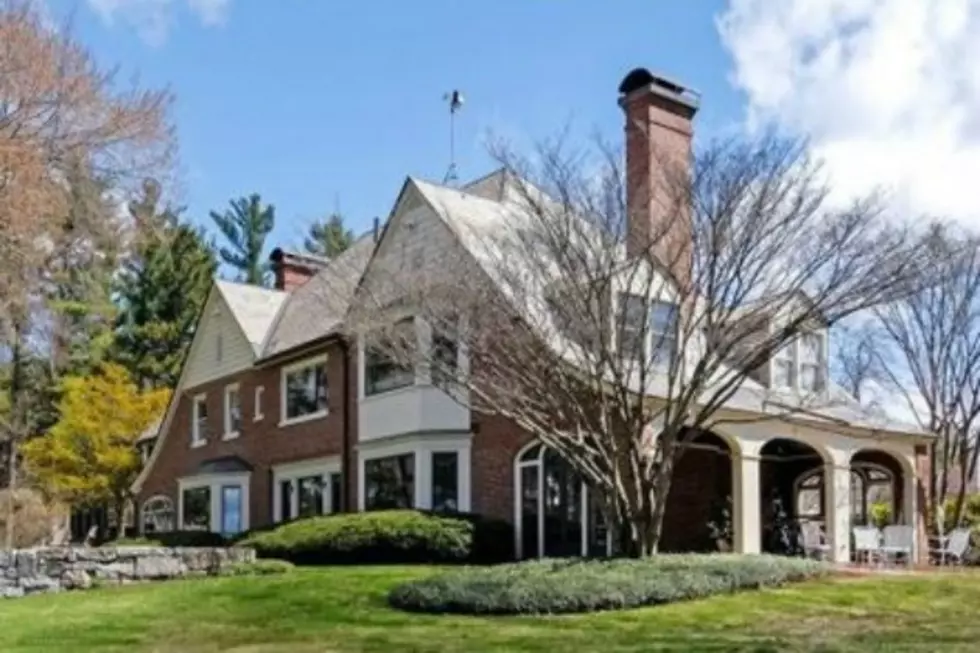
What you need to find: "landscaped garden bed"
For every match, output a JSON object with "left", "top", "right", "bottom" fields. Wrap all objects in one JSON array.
[{"left": 388, "top": 554, "right": 829, "bottom": 615}]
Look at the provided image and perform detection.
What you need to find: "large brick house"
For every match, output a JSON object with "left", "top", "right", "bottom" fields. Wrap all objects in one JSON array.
[{"left": 134, "top": 67, "right": 932, "bottom": 562}]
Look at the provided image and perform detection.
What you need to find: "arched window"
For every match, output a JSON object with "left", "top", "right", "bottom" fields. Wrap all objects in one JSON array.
[
  {"left": 793, "top": 463, "right": 896, "bottom": 527},
  {"left": 141, "top": 496, "right": 175, "bottom": 534}
]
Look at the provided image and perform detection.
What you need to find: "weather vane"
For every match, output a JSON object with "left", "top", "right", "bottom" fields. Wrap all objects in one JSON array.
[{"left": 443, "top": 90, "right": 464, "bottom": 185}]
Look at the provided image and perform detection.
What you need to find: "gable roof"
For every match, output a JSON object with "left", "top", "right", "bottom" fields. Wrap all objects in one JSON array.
[
  {"left": 260, "top": 234, "right": 375, "bottom": 359},
  {"left": 386, "top": 174, "right": 925, "bottom": 439},
  {"left": 214, "top": 280, "right": 288, "bottom": 355}
]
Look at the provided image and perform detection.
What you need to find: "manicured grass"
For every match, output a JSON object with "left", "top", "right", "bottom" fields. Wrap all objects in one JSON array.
[{"left": 0, "top": 566, "right": 979, "bottom": 652}]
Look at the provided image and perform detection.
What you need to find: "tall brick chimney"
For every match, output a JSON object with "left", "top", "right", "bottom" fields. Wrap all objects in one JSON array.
[
  {"left": 618, "top": 68, "right": 699, "bottom": 287},
  {"left": 269, "top": 248, "right": 326, "bottom": 292}
]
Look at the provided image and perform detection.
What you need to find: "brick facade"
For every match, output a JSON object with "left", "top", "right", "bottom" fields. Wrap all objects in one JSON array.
[{"left": 138, "top": 340, "right": 356, "bottom": 530}]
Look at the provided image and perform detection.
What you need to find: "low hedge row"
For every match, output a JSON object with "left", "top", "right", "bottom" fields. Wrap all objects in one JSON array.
[
  {"left": 236, "top": 510, "right": 513, "bottom": 565},
  {"left": 388, "top": 554, "right": 829, "bottom": 615}
]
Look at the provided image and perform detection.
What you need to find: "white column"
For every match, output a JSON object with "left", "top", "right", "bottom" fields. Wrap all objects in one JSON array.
[
  {"left": 733, "top": 452, "right": 761, "bottom": 554},
  {"left": 825, "top": 461, "right": 852, "bottom": 564},
  {"left": 903, "top": 460, "right": 919, "bottom": 562}
]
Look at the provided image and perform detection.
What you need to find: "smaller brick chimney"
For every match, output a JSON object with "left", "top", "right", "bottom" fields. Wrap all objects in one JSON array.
[
  {"left": 618, "top": 68, "right": 699, "bottom": 287},
  {"left": 269, "top": 248, "right": 326, "bottom": 292}
]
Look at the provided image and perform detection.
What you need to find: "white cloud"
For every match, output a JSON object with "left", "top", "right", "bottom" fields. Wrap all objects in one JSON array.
[
  {"left": 718, "top": 0, "right": 980, "bottom": 224},
  {"left": 86, "top": 0, "right": 230, "bottom": 45}
]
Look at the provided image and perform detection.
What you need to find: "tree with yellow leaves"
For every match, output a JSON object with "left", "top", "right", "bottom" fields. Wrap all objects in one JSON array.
[{"left": 21, "top": 364, "right": 169, "bottom": 533}]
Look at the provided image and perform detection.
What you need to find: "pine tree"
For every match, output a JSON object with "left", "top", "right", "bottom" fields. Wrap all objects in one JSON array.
[
  {"left": 304, "top": 213, "right": 354, "bottom": 258},
  {"left": 209, "top": 194, "right": 275, "bottom": 285},
  {"left": 113, "top": 182, "right": 216, "bottom": 390}
]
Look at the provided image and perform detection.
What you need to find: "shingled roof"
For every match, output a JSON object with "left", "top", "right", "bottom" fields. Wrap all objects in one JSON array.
[{"left": 260, "top": 234, "right": 375, "bottom": 359}]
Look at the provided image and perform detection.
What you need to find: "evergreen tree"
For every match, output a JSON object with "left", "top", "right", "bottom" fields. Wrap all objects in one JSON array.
[
  {"left": 209, "top": 194, "right": 275, "bottom": 285},
  {"left": 304, "top": 213, "right": 354, "bottom": 258},
  {"left": 113, "top": 182, "right": 216, "bottom": 390}
]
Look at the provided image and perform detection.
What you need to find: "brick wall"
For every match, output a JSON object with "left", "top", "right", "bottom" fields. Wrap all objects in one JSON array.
[{"left": 138, "top": 340, "right": 353, "bottom": 529}]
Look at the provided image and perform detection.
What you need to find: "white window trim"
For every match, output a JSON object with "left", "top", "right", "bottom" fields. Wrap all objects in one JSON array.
[
  {"left": 356, "top": 434, "right": 471, "bottom": 512},
  {"left": 223, "top": 383, "right": 241, "bottom": 440},
  {"left": 177, "top": 472, "right": 251, "bottom": 534},
  {"left": 271, "top": 457, "right": 342, "bottom": 523},
  {"left": 279, "top": 354, "right": 329, "bottom": 427},
  {"left": 254, "top": 386, "right": 264, "bottom": 422},
  {"left": 140, "top": 495, "right": 175, "bottom": 535},
  {"left": 191, "top": 393, "right": 208, "bottom": 448}
]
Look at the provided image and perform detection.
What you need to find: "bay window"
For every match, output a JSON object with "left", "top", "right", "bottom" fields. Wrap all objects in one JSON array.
[
  {"left": 181, "top": 486, "right": 210, "bottom": 531},
  {"left": 364, "top": 453, "right": 415, "bottom": 510},
  {"left": 364, "top": 319, "right": 416, "bottom": 396},
  {"left": 431, "top": 452, "right": 459, "bottom": 512}
]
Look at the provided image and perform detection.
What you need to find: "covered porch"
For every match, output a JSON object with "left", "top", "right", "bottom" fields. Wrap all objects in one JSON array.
[{"left": 513, "top": 421, "right": 927, "bottom": 563}]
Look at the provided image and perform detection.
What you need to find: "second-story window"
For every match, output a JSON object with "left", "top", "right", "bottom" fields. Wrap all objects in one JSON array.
[
  {"left": 224, "top": 384, "right": 241, "bottom": 438},
  {"left": 616, "top": 293, "right": 678, "bottom": 365},
  {"left": 772, "top": 332, "right": 825, "bottom": 392},
  {"left": 431, "top": 321, "right": 458, "bottom": 388},
  {"left": 799, "top": 332, "right": 825, "bottom": 392},
  {"left": 282, "top": 356, "right": 328, "bottom": 423},
  {"left": 364, "top": 319, "right": 416, "bottom": 396},
  {"left": 191, "top": 394, "right": 208, "bottom": 447}
]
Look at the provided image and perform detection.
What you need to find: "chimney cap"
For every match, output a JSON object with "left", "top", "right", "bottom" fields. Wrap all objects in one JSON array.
[{"left": 618, "top": 67, "right": 700, "bottom": 113}]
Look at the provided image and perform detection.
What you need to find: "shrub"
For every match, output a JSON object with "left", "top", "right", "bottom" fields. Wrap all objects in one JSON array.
[
  {"left": 236, "top": 511, "right": 474, "bottom": 565},
  {"left": 218, "top": 559, "right": 294, "bottom": 577},
  {"left": 418, "top": 511, "right": 514, "bottom": 563},
  {"left": 108, "top": 531, "right": 229, "bottom": 548},
  {"left": 388, "top": 554, "right": 829, "bottom": 615}
]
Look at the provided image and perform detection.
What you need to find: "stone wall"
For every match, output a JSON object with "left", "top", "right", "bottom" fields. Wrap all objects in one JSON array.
[{"left": 0, "top": 546, "right": 255, "bottom": 599}]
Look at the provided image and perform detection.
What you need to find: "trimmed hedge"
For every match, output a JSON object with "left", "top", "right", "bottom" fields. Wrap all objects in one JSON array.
[
  {"left": 236, "top": 510, "right": 503, "bottom": 565},
  {"left": 217, "top": 559, "right": 295, "bottom": 577},
  {"left": 388, "top": 554, "right": 829, "bottom": 615},
  {"left": 107, "top": 531, "right": 229, "bottom": 548}
]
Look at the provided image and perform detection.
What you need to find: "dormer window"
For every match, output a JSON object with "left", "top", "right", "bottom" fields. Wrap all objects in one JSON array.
[{"left": 772, "top": 332, "right": 825, "bottom": 392}]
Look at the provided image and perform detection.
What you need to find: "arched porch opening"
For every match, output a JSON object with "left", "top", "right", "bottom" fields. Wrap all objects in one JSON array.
[
  {"left": 850, "top": 449, "right": 909, "bottom": 526},
  {"left": 759, "top": 438, "right": 826, "bottom": 555},
  {"left": 661, "top": 430, "right": 735, "bottom": 552}
]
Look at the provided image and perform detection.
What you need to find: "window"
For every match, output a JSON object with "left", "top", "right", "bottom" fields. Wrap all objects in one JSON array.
[
  {"left": 282, "top": 356, "right": 328, "bottom": 423},
  {"left": 772, "top": 343, "right": 795, "bottom": 388},
  {"left": 329, "top": 473, "right": 342, "bottom": 514},
  {"left": 364, "top": 453, "right": 415, "bottom": 510},
  {"left": 649, "top": 301, "right": 678, "bottom": 365},
  {"left": 772, "top": 332, "right": 825, "bottom": 392},
  {"left": 279, "top": 480, "right": 293, "bottom": 521},
  {"left": 365, "top": 319, "right": 416, "bottom": 396},
  {"left": 182, "top": 486, "right": 210, "bottom": 531},
  {"left": 799, "top": 333, "right": 824, "bottom": 392},
  {"left": 431, "top": 323, "right": 458, "bottom": 388},
  {"left": 221, "top": 485, "right": 243, "bottom": 535},
  {"left": 298, "top": 475, "right": 324, "bottom": 517},
  {"left": 616, "top": 293, "right": 646, "bottom": 359},
  {"left": 224, "top": 385, "right": 241, "bottom": 438},
  {"left": 616, "top": 294, "right": 678, "bottom": 365},
  {"left": 191, "top": 394, "right": 208, "bottom": 447},
  {"left": 431, "top": 452, "right": 459, "bottom": 512},
  {"left": 254, "top": 386, "right": 264, "bottom": 421},
  {"left": 141, "top": 496, "right": 175, "bottom": 534}
]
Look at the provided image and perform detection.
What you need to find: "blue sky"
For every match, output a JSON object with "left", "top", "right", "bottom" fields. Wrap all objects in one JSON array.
[
  {"left": 52, "top": 1, "right": 980, "bottom": 249},
  {"left": 52, "top": 0, "right": 742, "bottom": 249}
]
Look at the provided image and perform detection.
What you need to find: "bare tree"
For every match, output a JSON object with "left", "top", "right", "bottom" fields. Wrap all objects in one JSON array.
[
  {"left": 832, "top": 319, "right": 888, "bottom": 405},
  {"left": 876, "top": 225, "right": 980, "bottom": 529},
  {"left": 0, "top": 0, "right": 175, "bottom": 548},
  {"left": 349, "top": 133, "right": 928, "bottom": 556}
]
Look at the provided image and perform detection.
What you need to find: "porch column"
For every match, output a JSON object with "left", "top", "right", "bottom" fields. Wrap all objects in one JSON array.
[
  {"left": 903, "top": 452, "right": 922, "bottom": 563},
  {"left": 733, "top": 451, "right": 761, "bottom": 554},
  {"left": 825, "top": 460, "right": 852, "bottom": 564}
]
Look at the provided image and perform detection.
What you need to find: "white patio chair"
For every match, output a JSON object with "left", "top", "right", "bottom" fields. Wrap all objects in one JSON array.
[
  {"left": 852, "top": 526, "right": 882, "bottom": 566},
  {"left": 880, "top": 525, "right": 914, "bottom": 566},
  {"left": 799, "top": 521, "right": 831, "bottom": 560},
  {"left": 930, "top": 528, "right": 972, "bottom": 566}
]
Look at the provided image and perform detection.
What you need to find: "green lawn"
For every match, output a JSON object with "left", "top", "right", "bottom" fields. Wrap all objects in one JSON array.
[{"left": 0, "top": 567, "right": 977, "bottom": 652}]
